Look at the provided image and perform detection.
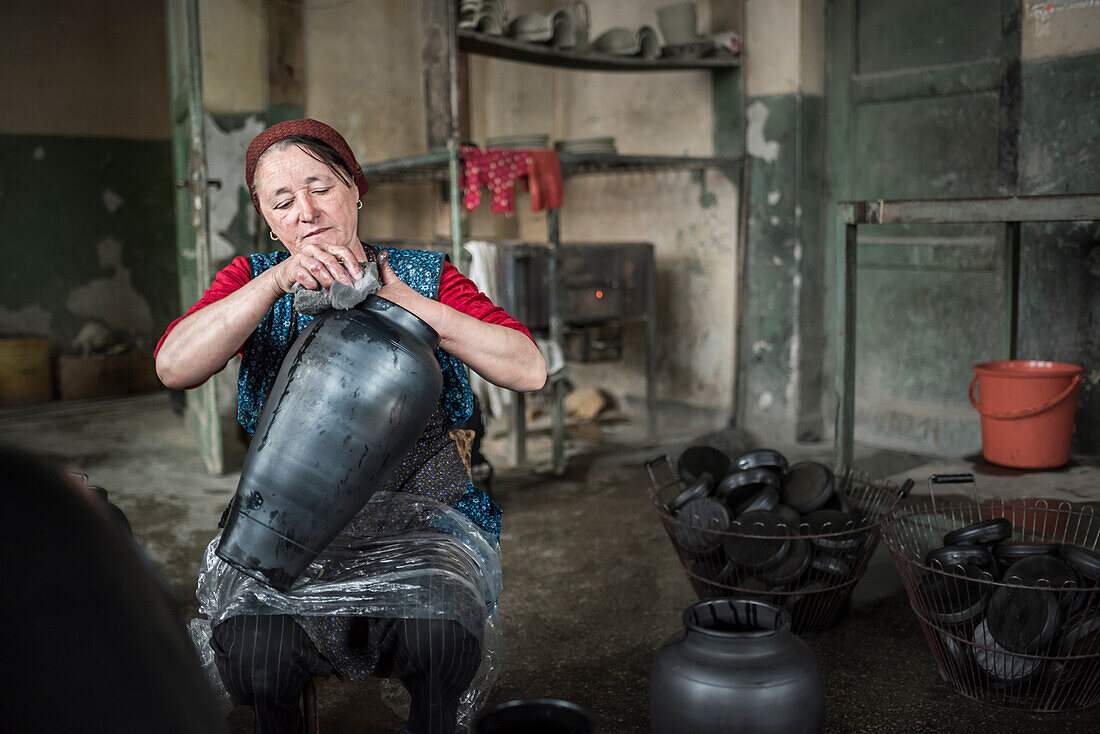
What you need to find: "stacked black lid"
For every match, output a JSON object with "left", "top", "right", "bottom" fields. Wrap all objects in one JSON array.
[
  {"left": 920, "top": 515, "right": 1100, "bottom": 687},
  {"left": 667, "top": 446, "right": 870, "bottom": 614}
]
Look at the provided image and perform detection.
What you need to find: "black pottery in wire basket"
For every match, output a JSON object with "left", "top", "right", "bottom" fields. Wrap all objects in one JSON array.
[
  {"left": 881, "top": 473, "right": 1100, "bottom": 712},
  {"left": 646, "top": 452, "right": 910, "bottom": 635}
]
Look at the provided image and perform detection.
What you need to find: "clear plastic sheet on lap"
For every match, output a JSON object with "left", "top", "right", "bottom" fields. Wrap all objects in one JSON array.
[{"left": 188, "top": 490, "right": 503, "bottom": 726}]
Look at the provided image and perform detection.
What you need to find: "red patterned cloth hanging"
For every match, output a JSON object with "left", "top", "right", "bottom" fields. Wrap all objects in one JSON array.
[
  {"left": 461, "top": 146, "right": 530, "bottom": 214},
  {"left": 461, "top": 146, "right": 564, "bottom": 214}
]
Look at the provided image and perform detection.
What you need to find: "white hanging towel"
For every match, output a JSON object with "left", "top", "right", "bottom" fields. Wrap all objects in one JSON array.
[{"left": 464, "top": 241, "right": 511, "bottom": 420}]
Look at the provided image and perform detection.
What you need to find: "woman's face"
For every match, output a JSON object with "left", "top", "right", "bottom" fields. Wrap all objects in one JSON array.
[{"left": 253, "top": 143, "right": 361, "bottom": 255}]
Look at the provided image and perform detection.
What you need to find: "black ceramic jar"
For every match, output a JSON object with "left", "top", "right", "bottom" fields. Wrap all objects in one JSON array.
[
  {"left": 650, "top": 598, "right": 825, "bottom": 734},
  {"left": 218, "top": 295, "right": 443, "bottom": 591}
]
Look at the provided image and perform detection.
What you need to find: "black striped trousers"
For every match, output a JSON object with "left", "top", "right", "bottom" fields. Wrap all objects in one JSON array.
[{"left": 211, "top": 614, "right": 482, "bottom": 734}]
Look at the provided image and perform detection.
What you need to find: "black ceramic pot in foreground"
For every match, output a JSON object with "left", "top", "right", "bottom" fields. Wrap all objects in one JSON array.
[
  {"left": 651, "top": 598, "right": 825, "bottom": 734},
  {"left": 218, "top": 295, "right": 443, "bottom": 591}
]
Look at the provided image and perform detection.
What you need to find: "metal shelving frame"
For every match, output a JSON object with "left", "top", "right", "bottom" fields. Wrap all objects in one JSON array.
[
  {"left": 834, "top": 193, "right": 1100, "bottom": 470},
  {"left": 366, "top": 1, "right": 744, "bottom": 474}
]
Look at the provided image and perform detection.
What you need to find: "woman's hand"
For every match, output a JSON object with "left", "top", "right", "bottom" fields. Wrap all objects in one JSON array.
[
  {"left": 375, "top": 250, "right": 546, "bottom": 392},
  {"left": 375, "top": 249, "right": 440, "bottom": 321},
  {"left": 271, "top": 242, "right": 363, "bottom": 293}
]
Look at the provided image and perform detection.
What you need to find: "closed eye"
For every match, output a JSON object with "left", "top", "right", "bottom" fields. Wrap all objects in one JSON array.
[{"left": 274, "top": 200, "right": 292, "bottom": 210}]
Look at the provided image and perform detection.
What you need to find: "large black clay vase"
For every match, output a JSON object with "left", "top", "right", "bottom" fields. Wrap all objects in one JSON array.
[
  {"left": 651, "top": 598, "right": 825, "bottom": 734},
  {"left": 217, "top": 295, "right": 443, "bottom": 591}
]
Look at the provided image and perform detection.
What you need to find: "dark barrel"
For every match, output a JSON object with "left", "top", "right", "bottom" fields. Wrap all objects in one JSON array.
[{"left": 217, "top": 295, "right": 443, "bottom": 591}]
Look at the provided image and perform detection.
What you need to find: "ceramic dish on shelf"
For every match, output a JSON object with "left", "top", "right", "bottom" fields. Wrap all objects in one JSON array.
[
  {"left": 459, "top": 0, "right": 509, "bottom": 36},
  {"left": 486, "top": 134, "right": 550, "bottom": 150},
  {"left": 556, "top": 136, "right": 615, "bottom": 146},
  {"left": 507, "top": 1, "right": 589, "bottom": 50},
  {"left": 591, "top": 25, "right": 660, "bottom": 59},
  {"left": 655, "top": 2, "right": 740, "bottom": 60},
  {"left": 656, "top": 1, "right": 699, "bottom": 45},
  {"left": 459, "top": 12, "right": 506, "bottom": 36},
  {"left": 591, "top": 26, "right": 634, "bottom": 54},
  {"left": 555, "top": 137, "right": 617, "bottom": 155},
  {"left": 510, "top": 10, "right": 576, "bottom": 49}
]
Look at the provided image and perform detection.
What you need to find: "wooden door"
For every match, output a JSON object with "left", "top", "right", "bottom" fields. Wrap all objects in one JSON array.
[
  {"left": 826, "top": 0, "right": 1020, "bottom": 454},
  {"left": 166, "top": 0, "right": 223, "bottom": 473}
]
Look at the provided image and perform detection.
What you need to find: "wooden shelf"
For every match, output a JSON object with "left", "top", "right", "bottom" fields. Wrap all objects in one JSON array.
[{"left": 457, "top": 30, "right": 740, "bottom": 71}]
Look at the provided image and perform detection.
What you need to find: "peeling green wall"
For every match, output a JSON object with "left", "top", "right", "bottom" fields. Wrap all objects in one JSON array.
[
  {"left": 740, "top": 93, "right": 826, "bottom": 441},
  {"left": 823, "top": 0, "right": 1099, "bottom": 457},
  {"left": 1018, "top": 50, "right": 1100, "bottom": 451},
  {"left": 0, "top": 135, "right": 178, "bottom": 350}
]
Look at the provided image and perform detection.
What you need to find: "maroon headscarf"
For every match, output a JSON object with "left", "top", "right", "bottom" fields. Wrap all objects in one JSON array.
[{"left": 245, "top": 118, "right": 369, "bottom": 214}]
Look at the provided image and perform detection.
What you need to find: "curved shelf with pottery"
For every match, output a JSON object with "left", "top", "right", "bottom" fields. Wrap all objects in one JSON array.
[{"left": 457, "top": 29, "right": 739, "bottom": 71}]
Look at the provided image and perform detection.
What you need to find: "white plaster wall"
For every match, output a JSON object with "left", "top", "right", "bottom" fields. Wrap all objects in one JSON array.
[
  {"left": 66, "top": 238, "right": 154, "bottom": 338},
  {"left": 203, "top": 114, "right": 265, "bottom": 261},
  {"left": 744, "top": 0, "right": 800, "bottom": 97},
  {"left": 304, "top": 0, "right": 739, "bottom": 415},
  {"left": 800, "top": 0, "right": 826, "bottom": 96},
  {"left": 558, "top": 171, "right": 737, "bottom": 411},
  {"left": 304, "top": 0, "right": 439, "bottom": 239},
  {"left": 0, "top": 0, "right": 169, "bottom": 138},
  {"left": 200, "top": 0, "right": 267, "bottom": 113},
  {"left": 1023, "top": 1, "right": 1100, "bottom": 60},
  {"left": 745, "top": 0, "right": 825, "bottom": 96}
]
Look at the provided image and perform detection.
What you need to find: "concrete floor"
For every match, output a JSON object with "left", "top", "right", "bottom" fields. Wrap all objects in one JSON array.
[{"left": 3, "top": 392, "right": 1099, "bottom": 733}]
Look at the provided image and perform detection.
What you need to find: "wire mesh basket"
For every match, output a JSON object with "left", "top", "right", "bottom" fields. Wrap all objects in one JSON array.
[
  {"left": 880, "top": 474, "right": 1100, "bottom": 712},
  {"left": 646, "top": 455, "right": 910, "bottom": 634}
]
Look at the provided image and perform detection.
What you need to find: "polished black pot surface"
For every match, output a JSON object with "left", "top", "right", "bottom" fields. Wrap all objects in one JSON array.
[
  {"left": 218, "top": 295, "right": 443, "bottom": 591},
  {"left": 651, "top": 598, "right": 825, "bottom": 734}
]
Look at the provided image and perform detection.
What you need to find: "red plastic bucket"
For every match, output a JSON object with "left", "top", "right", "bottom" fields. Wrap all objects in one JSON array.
[{"left": 969, "top": 360, "right": 1084, "bottom": 469}]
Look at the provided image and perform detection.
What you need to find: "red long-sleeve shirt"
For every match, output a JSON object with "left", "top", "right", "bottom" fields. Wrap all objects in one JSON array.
[{"left": 155, "top": 255, "right": 532, "bottom": 384}]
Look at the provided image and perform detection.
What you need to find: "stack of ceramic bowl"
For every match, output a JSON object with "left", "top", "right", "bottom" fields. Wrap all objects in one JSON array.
[
  {"left": 459, "top": 0, "right": 509, "bottom": 36},
  {"left": 590, "top": 25, "right": 661, "bottom": 59},
  {"left": 647, "top": 448, "right": 908, "bottom": 634},
  {"left": 507, "top": 1, "right": 589, "bottom": 51},
  {"left": 485, "top": 134, "right": 550, "bottom": 150},
  {"left": 882, "top": 498, "right": 1100, "bottom": 710},
  {"left": 655, "top": 1, "right": 723, "bottom": 59},
  {"left": 555, "top": 137, "right": 617, "bottom": 156}
]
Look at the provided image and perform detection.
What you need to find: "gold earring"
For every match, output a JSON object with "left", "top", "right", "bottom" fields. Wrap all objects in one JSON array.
[
  {"left": 269, "top": 230, "right": 279, "bottom": 241},
  {"left": 357, "top": 200, "right": 363, "bottom": 210}
]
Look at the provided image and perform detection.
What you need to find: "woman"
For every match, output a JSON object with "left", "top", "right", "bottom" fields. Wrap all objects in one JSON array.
[{"left": 156, "top": 119, "right": 545, "bottom": 734}]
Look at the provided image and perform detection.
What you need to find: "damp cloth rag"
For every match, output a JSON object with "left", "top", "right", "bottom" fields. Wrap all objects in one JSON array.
[{"left": 292, "top": 261, "right": 380, "bottom": 315}]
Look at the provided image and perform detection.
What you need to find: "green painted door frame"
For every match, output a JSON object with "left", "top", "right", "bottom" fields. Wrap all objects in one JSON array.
[
  {"left": 824, "top": 0, "right": 1020, "bottom": 455},
  {"left": 166, "top": 0, "right": 223, "bottom": 474}
]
